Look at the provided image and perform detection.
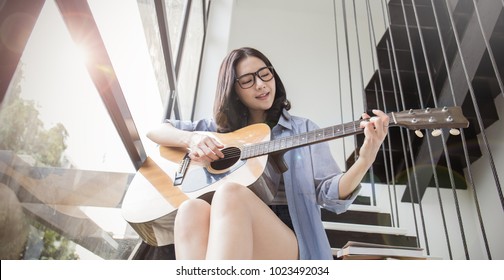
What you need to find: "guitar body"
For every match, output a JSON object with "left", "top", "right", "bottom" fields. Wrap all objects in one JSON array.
[{"left": 121, "top": 123, "right": 272, "bottom": 246}]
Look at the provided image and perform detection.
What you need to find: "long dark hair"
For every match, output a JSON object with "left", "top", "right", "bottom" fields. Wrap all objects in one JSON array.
[{"left": 213, "top": 47, "right": 291, "bottom": 132}]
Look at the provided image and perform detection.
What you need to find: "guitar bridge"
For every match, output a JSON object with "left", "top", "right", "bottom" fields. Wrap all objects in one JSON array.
[{"left": 174, "top": 153, "right": 191, "bottom": 186}]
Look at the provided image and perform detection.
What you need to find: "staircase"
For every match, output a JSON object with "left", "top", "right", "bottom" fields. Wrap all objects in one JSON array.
[
  {"left": 328, "top": 0, "right": 504, "bottom": 258},
  {"left": 346, "top": 0, "right": 503, "bottom": 203},
  {"left": 323, "top": 191, "right": 418, "bottom": 259}
]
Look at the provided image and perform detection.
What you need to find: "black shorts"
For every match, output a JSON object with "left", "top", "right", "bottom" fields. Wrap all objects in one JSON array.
[{"left": 269, "top": 204, "right": 294, "bottom": 231}]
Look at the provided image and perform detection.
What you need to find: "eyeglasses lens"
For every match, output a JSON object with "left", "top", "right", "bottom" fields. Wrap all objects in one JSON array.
[{"left": 237, "top": 67, "right": 274, "bottom": 89}]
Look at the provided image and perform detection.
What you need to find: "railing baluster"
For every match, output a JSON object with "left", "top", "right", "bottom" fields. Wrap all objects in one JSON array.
[
  {"left": 366, "top": 0, "right": 394, "bottom": 219},
  {"left": 399, "top": 0, "right": 430, "bottom": 253},
  {"left": 342, "top": 0, "right": 358, "bottom": 165},
  {"left": 332, "top": 0, "right": 348, "bottom": 170},
  {"left": 384, "top": 1, "right": 422, "bottom": 247}
]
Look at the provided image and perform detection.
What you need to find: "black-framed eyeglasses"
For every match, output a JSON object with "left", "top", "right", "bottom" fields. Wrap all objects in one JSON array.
[{"left": 235, "top": 66, "right": 275, "bottom": 89}]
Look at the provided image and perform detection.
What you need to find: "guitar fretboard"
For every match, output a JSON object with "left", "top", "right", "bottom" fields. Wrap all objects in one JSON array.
[{"left": 241, "top": 119, "right": 369, "bottom": 159}]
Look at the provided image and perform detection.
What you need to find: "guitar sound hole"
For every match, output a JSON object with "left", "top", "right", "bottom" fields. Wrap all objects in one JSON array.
[{"left": 210, "top": 147, "right": 241, "bottom": 171}]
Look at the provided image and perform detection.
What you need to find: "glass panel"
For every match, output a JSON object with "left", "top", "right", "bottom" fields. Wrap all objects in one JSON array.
[
  {"left": 0, "top": 1, "right": 138, "bottom": 259},
  {"left": 136, "top": 0, "right": 171, "bottom": 109},
  {"left": 165, "top": 0, "right": 185, "bottom": 60},
  {"left": 177, "top": 0, "right": 204, "bottom": 120},
  {"left": 88, "top": 0, "right": 164, "bottom": 155}
]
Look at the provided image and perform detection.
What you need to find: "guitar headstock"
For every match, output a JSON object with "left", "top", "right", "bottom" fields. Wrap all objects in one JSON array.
[{"left": 391, "top": 106, "right": 469, "bottom": 132}]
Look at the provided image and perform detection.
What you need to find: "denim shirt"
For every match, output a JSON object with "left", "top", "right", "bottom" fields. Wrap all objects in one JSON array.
[{"left": 168, "top": 109, "right": 360, "bottom": 259}]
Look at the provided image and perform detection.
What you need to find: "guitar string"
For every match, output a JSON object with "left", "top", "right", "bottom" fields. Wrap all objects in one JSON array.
[
  {"left": 216, "top": 110, "right": 418, "bottom": 161},
  {"left": 214, "top": 120, "right": 365, "bottom": 162},
  {"left": 216, "top": 109, "right": 458, "bottom": 162},
  {"left": 214, "top": 109, "right": 461, "bottom": 161}
]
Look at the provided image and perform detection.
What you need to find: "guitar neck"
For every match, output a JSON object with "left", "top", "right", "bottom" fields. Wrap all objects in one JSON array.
[{"left": 241, "top": 112, "right": 394, "bottom": 159}]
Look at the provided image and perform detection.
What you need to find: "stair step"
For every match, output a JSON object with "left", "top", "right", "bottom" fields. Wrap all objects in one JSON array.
[
  {"left": 347, "top": 204, "right": 383, "bottom": 213},
  {"left": 321, "top": 208, "right": 392, "bottom": 227},
  {"left": 325, "top": 229, "right": 417, "bottom": 249},
  {"left": 323, "top": 222, "right": 407, "bottom": 235},
  {"left": 353, "top": 195, "right": 371, "bottom": 205}
]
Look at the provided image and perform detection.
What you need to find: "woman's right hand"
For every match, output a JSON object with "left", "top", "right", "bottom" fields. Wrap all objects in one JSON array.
[{"left": 188, "top": 133, "right": 225, "bottom": 163}]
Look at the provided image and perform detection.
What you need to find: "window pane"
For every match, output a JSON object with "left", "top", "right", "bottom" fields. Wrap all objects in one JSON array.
[
  {"left": 137, "top": 0, "right": 171, "bottom": 109},
  {"left": 0, "top": 1, "right": 138, "bottom": 259},
  {"left": 177, "top": 0, "right": 204, "bottom": 120},
  {"left": 88, "top": 0, "right": 164, "bottom": 155},
  {"left": 165, "top": 0, "right": 185, "bottom": 60}
]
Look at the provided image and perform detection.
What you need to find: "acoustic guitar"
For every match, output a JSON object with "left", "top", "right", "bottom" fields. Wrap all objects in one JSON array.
[{"left": 121, "top": 106, "right": 469, "bottom": 246}]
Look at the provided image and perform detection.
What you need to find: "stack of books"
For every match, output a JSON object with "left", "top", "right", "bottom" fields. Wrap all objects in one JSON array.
[{"left": 336, "top": 241, "right": 428, "bottom": 260}]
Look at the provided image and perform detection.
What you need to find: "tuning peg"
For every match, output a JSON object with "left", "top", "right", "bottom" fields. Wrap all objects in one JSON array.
[
  {"left": 415, "top": 130, "right": 424, "bottom": 138},
  {"left": 450, "top": 128, "right": 461, "bottom": 136},
  {"left": 431, "top": 129, "right": 442, "bottom": 137}
]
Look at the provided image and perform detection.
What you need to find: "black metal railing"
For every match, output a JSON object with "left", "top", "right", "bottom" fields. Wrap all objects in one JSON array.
[{"left": 334, "top": 0, "right": 504, "bottom": 260}]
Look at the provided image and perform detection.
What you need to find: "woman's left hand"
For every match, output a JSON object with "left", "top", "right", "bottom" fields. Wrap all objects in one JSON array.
[{"left": 358, "top": 109, "right": 389, "bottom": 164}]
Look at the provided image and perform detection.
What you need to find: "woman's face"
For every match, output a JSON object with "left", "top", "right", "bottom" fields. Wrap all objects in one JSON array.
[{"left": 234, "top": 56, "right": 276, "bottom": 123}]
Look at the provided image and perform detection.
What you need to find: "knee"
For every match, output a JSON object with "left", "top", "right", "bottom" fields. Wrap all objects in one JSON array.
[
  {"left": 211, "top": 183, "right": 251, "bottom": 212},
  {"left": 175, "top": 199, "right": 210, "bottom": 232}
]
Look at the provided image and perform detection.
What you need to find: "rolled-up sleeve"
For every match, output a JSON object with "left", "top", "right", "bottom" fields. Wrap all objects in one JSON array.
[
  {"left": 316, "top": 172, "right": 361, "bottom": 214},
  {"left": 306, "top": 121, "right": 361, "bottom": 214}
]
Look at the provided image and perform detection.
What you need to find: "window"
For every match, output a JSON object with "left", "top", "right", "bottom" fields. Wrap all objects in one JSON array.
[{"left": 0, "top": 0, "right": 209, "bottom": 259}]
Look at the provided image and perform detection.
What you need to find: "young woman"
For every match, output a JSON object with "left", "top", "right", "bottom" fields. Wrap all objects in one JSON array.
[{"left": 146, "top": 47, "right": 389, "bottom": 260}]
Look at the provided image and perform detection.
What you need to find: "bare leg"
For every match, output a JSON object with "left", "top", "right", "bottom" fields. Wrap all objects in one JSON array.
[
  {"left": 174, "top": 199, "right": 211, "bottom": 259},
  {"left": 206, "top": 183, "right": 298, "bottom": 260}
]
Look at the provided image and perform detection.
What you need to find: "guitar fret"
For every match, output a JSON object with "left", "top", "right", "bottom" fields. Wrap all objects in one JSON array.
[
  {"left": 280, "top": 138, "right": 286, "bottom": 149},
  {"left": 306, "top": 132, "right": 312, "bottom": 143},
  {"left": 300, "top": 134, "right": 307, "bottom": 145},
  {"left": 286, "top": 136, "right": 293, "bottom": 149},
  {"left": 264, "top": 141, "right": 272, "bottom": 153},
  {"left": 247, "top": 145, "right": 253, "bottom": 157},
  {"left": 324, "top": 127, "right": 334, "bottom": 138},
  {"left": 293, "top": 135, "right": 298, "bottom": 146},
  {"left": 261, "top": 143, "right": 268, "bottom": 155},
  {"left": 264, "top": 142, "right": 270, "bottom": 154}
]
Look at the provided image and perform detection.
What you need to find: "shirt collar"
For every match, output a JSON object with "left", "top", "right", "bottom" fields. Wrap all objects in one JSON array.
[{"left": 276, "top": 108, "right": 292, "bottom": 130}]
